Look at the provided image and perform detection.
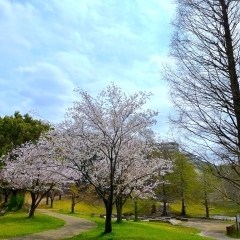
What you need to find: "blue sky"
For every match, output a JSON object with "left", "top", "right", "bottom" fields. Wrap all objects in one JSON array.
[{"left": 0, "top": 0, "right": 175, "bottom": 137}]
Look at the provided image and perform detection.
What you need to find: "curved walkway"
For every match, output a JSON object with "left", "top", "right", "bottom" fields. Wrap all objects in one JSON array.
[
  {"left": 181, "top": 218, "right": 233, "bottom": 240},
  {"left": 3, "top": 210, "right": 234, "bottom": 240},
  {"left": 6, "top": 209, "right": 96, "bottom": 240}
]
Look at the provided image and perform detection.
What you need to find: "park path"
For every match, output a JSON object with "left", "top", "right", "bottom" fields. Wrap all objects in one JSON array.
[
  {"left": 181, "top": 218, "right": 233, "bottom": 240},
  {"left": 3, "top": 209, "right": 234, "bottom": 240},
  {"left": 6, "top": 209, "right": 96, "bottom": 240}
]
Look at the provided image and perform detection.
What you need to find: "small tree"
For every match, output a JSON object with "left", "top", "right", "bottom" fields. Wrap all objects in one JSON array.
[
  {"left": 0, "top": 113, "right": 50, "bottom": 205},
  {"left": 167, "top": 152, "right": 198, "bottom": 216},
  {"left": 48, "top": 189, "right": 62, "bottom": 208},
  {"left": 153, "top": 153, "right": 173, "bottom": 216},
  {"left": 130, "top": 184, "right": 157, "bottom": 221},
  {"left": 69, "top": 183, "right": 92, "bottom": 213},
  {"left": 194, "top": 165, "right": 220, "bottom": 218},
  {"left": 0, "top": 137, "right": 73, "bottom": 218}
]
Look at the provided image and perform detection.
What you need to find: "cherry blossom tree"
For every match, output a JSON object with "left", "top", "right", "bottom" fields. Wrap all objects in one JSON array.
[
  {"left": 52, "top": 83, "right": 172, "bottom": 233},
  {"left": 130, "top": 184, "right": 157, "bottom": 221},
  {"left": 113, "top": 144, "right": 172, "bottom": 222},
  {"left": 0, "top": 137, "right": 74, "bottom": 218}
]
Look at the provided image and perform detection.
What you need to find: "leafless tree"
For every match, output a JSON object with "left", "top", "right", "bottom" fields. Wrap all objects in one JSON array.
[{"left": 163, "top": 0, "right": 240, "bottom": 202}]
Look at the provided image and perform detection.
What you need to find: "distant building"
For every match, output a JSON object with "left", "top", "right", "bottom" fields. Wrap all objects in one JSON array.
[
  {"left": 183, "top": 152, "right": 201, "bottom": 163},
  {"left": 157, "top": 141, "right": 201, "bottom": 163},
  {"left": 160, "top": 142, "right": 179, "bottom": 154}
]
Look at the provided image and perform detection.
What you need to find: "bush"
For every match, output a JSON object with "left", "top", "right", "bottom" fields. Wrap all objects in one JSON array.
[
  {"left": 8, "top": 194, "right": 25, "bottom": 210},
  {"left": 123, "top": 212, "right": 134, "bottom": 216}
]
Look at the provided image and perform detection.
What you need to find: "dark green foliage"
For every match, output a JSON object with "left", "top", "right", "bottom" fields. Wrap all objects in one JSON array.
[
  {"left": 0, "top": 112, "right": 50, "bottom": 206},
  {"left": 8, "top": 194, "right": 25, "bottom": 210},
  {"left": 0, "top": 111, "right": 50, "bottom": 158}
]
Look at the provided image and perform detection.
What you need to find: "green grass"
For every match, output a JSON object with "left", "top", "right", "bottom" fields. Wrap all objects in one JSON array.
[
  {"left": 169, "top": 203, "right": 209, "bottom": 217},
  {"left": 47, "top": 198, "right": 107, "bottom": 215},
  {"left": 0, "top": 210, "right": 65, "bottom": 239},
  {"left": 62, "top": 213, "right": 212, "bottom": 240},
  {"left": 49, "top": 197, "right": 240, "bottom": 218},
  {"left": 41, "top": 197, "right": 154, "bottom": 217},
  {"left": 169, "top": 201, "right": 240, "bottom": 217},
  {"left": 1, "top": 195, "right": 238, "bottom": 240}
]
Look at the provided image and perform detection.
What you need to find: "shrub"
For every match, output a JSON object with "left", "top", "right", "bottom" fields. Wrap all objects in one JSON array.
[{"left": 8, "top": 194, "right": 25, "bottom": 210}]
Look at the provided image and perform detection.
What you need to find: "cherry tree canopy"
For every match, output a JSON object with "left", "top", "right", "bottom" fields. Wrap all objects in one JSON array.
[
  {"left": 0, "top": 136, "right": 75, "bottom": 217},
  {"left": 52, "top": 83, "right": 172, "bottom": 233}
]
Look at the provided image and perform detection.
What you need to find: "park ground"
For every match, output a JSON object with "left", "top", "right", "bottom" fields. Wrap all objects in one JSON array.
[{"left": 1, "top": 194, "right": 239, "bottom": 240}]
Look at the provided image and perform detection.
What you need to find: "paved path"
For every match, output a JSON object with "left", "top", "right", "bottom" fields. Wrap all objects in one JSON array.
[
  {"left": 6, "top": 209, "right": 96, "bottom": 240},
  {"left": 181, "top": 218, "right": 233, "bottom": 240}
]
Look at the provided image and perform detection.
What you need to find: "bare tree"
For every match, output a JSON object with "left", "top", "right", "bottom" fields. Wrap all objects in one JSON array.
[{"left": 163, "top": 0, "right": 240, "bottom": 201}]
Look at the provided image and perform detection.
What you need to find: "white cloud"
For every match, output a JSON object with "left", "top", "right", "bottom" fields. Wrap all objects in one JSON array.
[
  {"left": 16, "top": 62, "right": 75, "bottom": 121},
  {"left": 0, "top": 0, "right": 175, "bottom": 135}
]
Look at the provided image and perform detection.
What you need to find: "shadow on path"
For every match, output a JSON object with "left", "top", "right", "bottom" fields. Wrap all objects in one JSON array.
[{"left": 6, "top": 209, "right": 96, "bottom": 240}]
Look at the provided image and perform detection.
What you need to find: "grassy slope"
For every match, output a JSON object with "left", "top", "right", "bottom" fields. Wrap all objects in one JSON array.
[
  {"left": 41, "top": 195, "right": 154, "bottom": 216},
  {"left": 170, "top": 201, "right": 240, "bottom": 217},
  {"left": 0, "top": 210, "right": 65, "bottom": 239}
]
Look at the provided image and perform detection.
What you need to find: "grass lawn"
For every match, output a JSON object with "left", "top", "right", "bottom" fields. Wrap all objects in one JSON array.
[
  {"left": 63, "top": 213, "right": 212, "bottom": 240},
  {"left": 44, "top": 196, "right": 240, "bottom": 218},
  {"left": 170, "top": 202, "right": 240, "bottom": 217},
  {"left": 0, "top": 210, "right": 65, "bottom": 239},
  {"left": 41, "top": 196, "right": 154, "bottom": 216},
  {"left": 1, "top": 195, "right": 235, "bottom": 240},
  {"left": 48, "top": 198, "right": 107, "bottom": 215}
]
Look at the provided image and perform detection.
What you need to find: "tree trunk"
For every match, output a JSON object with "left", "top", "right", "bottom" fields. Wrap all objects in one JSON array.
[
  {"left": 205, "top": 203, "right": 209, "bottom": 218},
  {"left": 181, "top": 191, "right": 186, "bottom": 216},
  {"left": 71, "top": 203, "right": 75, "bottom": 214},
  {"left": 219, "top": 0, "right": 240, "bottom": 154},
  {"left": 29, "top": 205, "right": 36, "bottom": 218},
  {"left": 204, "top": 191, "right": 209, "bottom": 218},
  {"left": 46, "top": 193, "right": 49, "bottom": 205},
  {"left": 104, "top": 199, "right": 112, "bottom": 233},
  {"left": 162, "top": 199, "right": 168, "bottom": 216},
  {"left": 162, "top": 180, "right": 168, "bottom": 216},
  {"left": 50, "top": 197, "right": 53, "bottom": 208},
  {"left": 28, "top": 189, "right": 52, "bottom": 218},
  {"left": 71, "top": 193, "right": 75, "bottom": 213},
  {"left": 116, "top": 195, "right": 123, "bottom": 222},
  {"left": 103, "top": 158, "right": 114, "bottom": 233},
  {"left": 4, "top": 194, "right": 7, "bottom": 204},
  {"left": 134, "top": 200, "right": 138, "bottom": 221},
  {"left": 3, "top": 191, "right": 11, "bottom": 204},
  {"left": 29, "top": 192, "right": 37, "bottom": 218}
]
